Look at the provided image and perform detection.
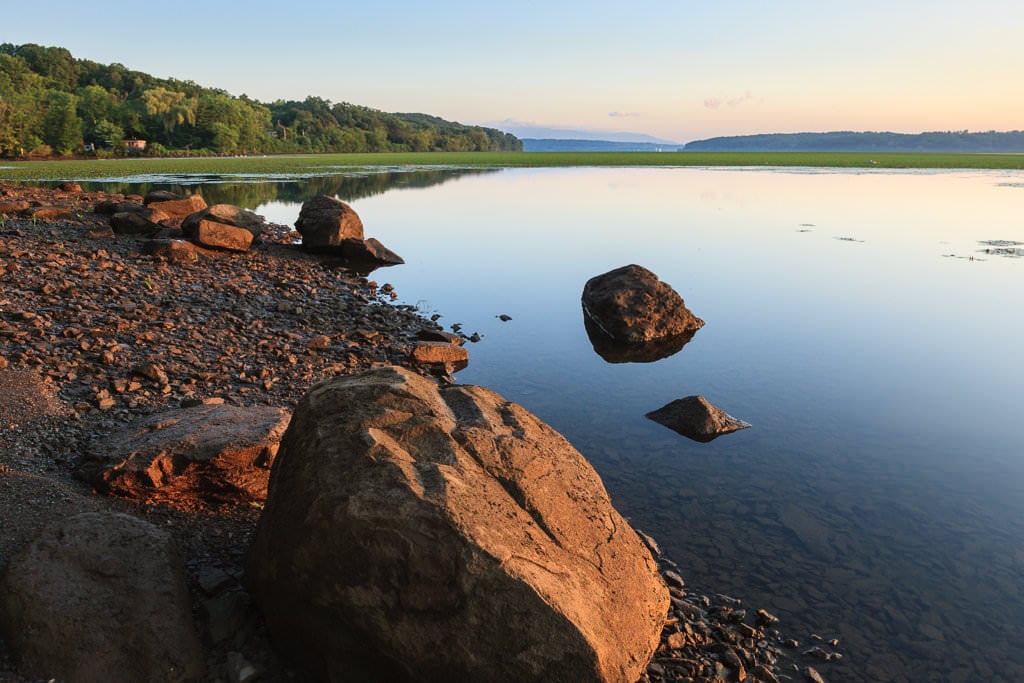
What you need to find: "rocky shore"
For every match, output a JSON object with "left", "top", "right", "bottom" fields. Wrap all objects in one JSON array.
[{"left": 0, "top": 182, "right": 833, "bottom": 682}]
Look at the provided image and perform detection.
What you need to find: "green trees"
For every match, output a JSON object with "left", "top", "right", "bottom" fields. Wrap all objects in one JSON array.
[
  {"left": 142, "top": 87, "right": 197, "bottom": 144},
  {"left": 0, "top": 42, "right": 521, "bottom": 157},
  {"left": 42, "top": 91, "right": 81, "bottom": 155}
]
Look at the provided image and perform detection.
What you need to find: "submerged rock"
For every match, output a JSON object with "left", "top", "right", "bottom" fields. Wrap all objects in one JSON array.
[
  {"left": 246, "top": 366, "right": 668, "bottom": 682},
  {"left": 646, "top": 395, "right": 751, "bottom": 442},
  {"left": 581, "top": 265, "right": 703, "bottom": 359}
]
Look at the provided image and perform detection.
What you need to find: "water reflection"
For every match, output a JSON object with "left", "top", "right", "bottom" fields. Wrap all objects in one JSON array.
[
  {"left": 45, "top": 168, "right": 499, "bottom": 209},
  {"left": 583, "top": 317, "right": 696, "bottom": 363}
]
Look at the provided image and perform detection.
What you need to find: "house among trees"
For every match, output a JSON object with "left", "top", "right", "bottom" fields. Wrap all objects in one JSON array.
[{"left": 124, "top": 138, "right": 146, "bottom": 152}]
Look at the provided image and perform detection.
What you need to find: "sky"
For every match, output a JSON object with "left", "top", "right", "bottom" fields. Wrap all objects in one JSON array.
[{"left": 6, "top": 0, "right": 1024, "bottom": 143}]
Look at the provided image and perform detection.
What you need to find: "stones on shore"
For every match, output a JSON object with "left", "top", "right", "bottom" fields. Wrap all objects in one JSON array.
[
  {"left": 0, "top": 512, "right": 204, "bottom": 682},
  {"left": 78, "top": 404, "right": 291, "bottom": 507},
  {"left": 646, "top": 395, "right": 751, "bottom": 443},
  {"left": 582, "top": 264, "right": 703, "bottom": 363},
  {"left": 246, "top": 366, "right": 669, "bottom": 682}
]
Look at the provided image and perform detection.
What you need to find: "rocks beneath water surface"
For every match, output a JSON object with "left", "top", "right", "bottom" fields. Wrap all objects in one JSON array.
[{"left": 646, "top": 395, "right": 752, "bottom": 443}]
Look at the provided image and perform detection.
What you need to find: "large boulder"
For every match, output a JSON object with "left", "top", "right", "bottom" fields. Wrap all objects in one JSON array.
[
  {"left": 581, "top": 265, "right": 704, "bottom": 346},
  {"left": 182, "top": 204, "right": 266, "bottom": 238},
  {"left": 294, "top": 194, "right": 364, "bottom": 250},
  {"left": 246, "top": 366, "right": 668, "bottom": 682},
  {"left": 645, "top": 395, "right": 751, "bottom": 443},
  {"left": 0, "top": 512, "right": 204, "bottom": 682},
  {"left": 78, "top": 404, "right": 291, "bottom": 506}
]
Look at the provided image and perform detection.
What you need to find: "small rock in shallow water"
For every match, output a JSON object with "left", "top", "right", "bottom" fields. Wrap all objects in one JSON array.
[{"left": 805, "top": 666, "right": 827, "bottom": 683}]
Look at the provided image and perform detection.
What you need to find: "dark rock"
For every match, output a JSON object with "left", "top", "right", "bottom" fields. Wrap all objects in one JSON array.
[
  {"left": 294, "top": 194, "right": 364, "bottom": 250},
  {"left": 78, "top": 404, "right": 291, "bottom": 506},
  {"left": 56, "top": 182, "right": 82, "bottom": 192},
  {"left": 132, "top": 362, "right": 169, "bottom": 384},
  {"left": 0, "top": 512, "right": 204, "bottom": 682},
  {"left": 416, "top": 329, "right": 464, "bottom": 345},
  {"left": 110, "top": 208, "right": 170, "bottom": 235},
  {"left": 646, "top": 395, "right": 751, "bottom": 443},
  {"left": 143, "top": 190, "right": 184, "bottom": 205},
  {"left": 581, "top": 264, "right": 704, "bottom": 345},
  {"left": 202, "top": 590, "right": 252, "bottom": 645},
  {"left": 94, "top": 200, "right": 145, "bottom": 215},
  {"left": 340, "top": 236, "right": 405, "bottom": 265},
  {"left": 246, "top": 366, "right": 668, "bottom": 683}
]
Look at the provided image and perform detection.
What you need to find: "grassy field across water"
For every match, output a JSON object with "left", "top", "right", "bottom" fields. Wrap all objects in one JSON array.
[{"left": 2, "top": 151, "right": 1024, "bottom": 182}]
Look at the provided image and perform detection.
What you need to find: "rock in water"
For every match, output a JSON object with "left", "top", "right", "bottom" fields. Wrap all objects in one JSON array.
[
  {"left": 246, "top": 366, "right": 668, "bottom": 682},
  {"left": 0, "top": 512, "right": 204, "bottom": 682},
  {"left": 294, "top": 194, "right": 364, "bottom": 250},
  {"left": 581, "top": 264, "right": 704, "bottom": 345},
  {"left": 645, "top": 395, "right": 751, "bottom": 442}
]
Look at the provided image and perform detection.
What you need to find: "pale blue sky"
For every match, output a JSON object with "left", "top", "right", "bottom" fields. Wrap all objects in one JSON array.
[{"left": 7, "top": 0, "right": 1023, "bottom": 142}]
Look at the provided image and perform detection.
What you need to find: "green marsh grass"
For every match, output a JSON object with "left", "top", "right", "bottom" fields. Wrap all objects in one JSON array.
[{"left": 2, "top": 151, "right": 1024, "bottom": 182}]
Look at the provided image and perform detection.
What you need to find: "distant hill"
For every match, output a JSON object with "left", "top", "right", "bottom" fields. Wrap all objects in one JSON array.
[
  {"left": 523, "top": 139, "right": 683, "bottom": 152},
  {"left": 683, "top": 131, "right": 1024, "bottom": 153},
  {"left": 488, "top": 120, "right": 678, "bottom": 145}
]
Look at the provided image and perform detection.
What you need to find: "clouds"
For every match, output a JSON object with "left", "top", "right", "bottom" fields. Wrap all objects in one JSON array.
[
  {"left": 608, "top": 111, "right": 640, "bottom": 118},
  {"left": 704, "top": 91, "right": 758, "bottom": 110}
]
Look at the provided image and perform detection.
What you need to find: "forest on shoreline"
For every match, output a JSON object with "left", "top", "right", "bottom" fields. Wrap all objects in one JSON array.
[{"left": 0, "top": 43, "right": 521, "bottom": 158}]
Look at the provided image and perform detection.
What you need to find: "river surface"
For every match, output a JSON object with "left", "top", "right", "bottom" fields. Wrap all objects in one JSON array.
[{"left": 48, "top": 166, "right": 1024, "bottom": 682}]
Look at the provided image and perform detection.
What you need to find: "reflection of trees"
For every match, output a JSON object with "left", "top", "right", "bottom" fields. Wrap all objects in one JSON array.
[{"left": 70, "top": 168, "right": 498, "bottom": 210}]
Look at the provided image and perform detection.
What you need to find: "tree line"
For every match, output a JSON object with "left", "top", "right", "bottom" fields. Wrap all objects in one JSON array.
[
  {"left": 683, "top": 131, "right": 1024, "bottom": 153},
  {"left": 0, "top": 43, "right": 521, "bottom": 158}
]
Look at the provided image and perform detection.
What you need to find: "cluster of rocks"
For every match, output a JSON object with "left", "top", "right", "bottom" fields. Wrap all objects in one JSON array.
[
  {"left": 581, "top": 264, "right": 750, "bottom": 443},
  {"left": 0, "top": 182, "right": 824, "bottom": 682}
]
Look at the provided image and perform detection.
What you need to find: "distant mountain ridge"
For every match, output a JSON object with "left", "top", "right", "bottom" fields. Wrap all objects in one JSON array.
[
  {"left": 522, "top": 139, "right": 683, "bottom": 152},
  {"left": 488, "top": 120, "right": 679, "bottom": 145},
  {"left": 684, "top": 131, "right": 1024, "bottom": 153}
]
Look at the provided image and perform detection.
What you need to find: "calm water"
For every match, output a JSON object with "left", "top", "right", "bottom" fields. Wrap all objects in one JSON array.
[{"left": 75, "top": 167, "right": 1024, "bottom": 682}]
